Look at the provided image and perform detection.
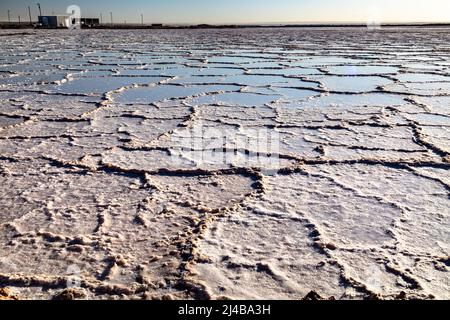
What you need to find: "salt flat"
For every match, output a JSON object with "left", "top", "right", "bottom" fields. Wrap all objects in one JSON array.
[{"left": 0, "top": 28, "right": 448, "bottom": 300}]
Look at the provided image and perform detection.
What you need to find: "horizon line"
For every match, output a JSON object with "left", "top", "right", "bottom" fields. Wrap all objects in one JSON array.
[{"left": 2, "top": 20, "right": 450, "bottom": 26}]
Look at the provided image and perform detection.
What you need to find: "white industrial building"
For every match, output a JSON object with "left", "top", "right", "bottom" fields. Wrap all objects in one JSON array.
[{"left": 38, "top": 15, "right": 81, "bottom": 28}]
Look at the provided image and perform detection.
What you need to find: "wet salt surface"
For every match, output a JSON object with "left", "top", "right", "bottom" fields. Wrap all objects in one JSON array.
[{"left": 0, "top": 28, "right": 449, "bottom": 300}]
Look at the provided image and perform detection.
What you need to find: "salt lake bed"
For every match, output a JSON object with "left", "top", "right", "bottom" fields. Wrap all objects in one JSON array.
[{"left": 0, "top": 28, "right": 449, "bottom": 300}]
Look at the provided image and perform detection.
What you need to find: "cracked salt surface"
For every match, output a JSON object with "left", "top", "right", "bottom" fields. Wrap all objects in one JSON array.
[{"left": 0, "top": 28, "right": 449, "bottom": 300}]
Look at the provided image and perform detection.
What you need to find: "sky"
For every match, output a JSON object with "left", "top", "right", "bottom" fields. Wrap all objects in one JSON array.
[{"left": 1, "top": 0, "right": 450, "bottom": 25}]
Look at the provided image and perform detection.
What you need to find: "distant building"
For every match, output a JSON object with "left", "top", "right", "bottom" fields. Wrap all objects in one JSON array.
[
  {"left": 38, "top": 15, "right": 70, "bottom": 28},
  {"left": 38, "top": 15, "right": 84, "bottom": 29},
  {"left": 81, "top": 18, "right": 100, "bottom": 28}
]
